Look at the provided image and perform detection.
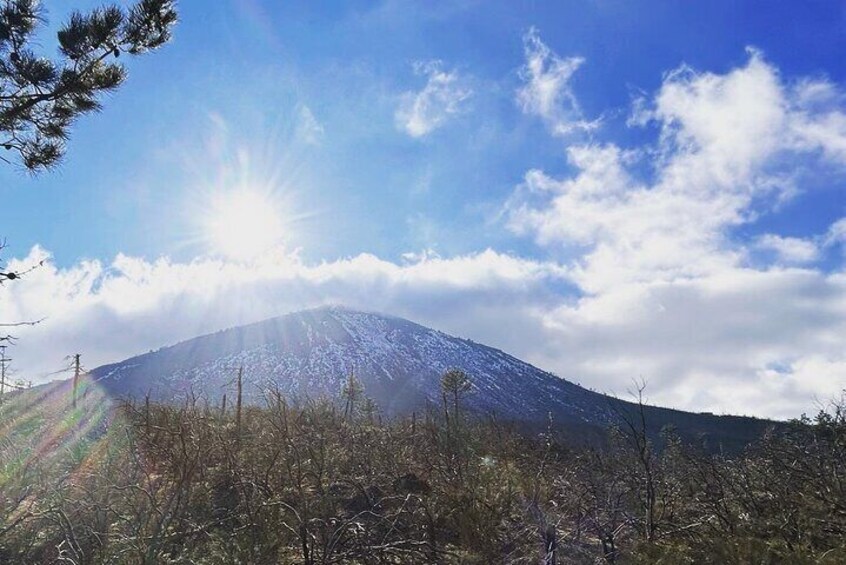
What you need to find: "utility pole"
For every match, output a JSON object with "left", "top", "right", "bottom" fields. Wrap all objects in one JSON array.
[
  {"left": 72, "top": 353, "right": 81, "bottom": 409},
  {"left": 235, "top": 366, "right": 243, "bottom": 437},
  {"left": 0, "top": 345, "right": 10, "bottom": 405},
  {"left": 0, "top": 347, "right": 32, "bottom": 403}
]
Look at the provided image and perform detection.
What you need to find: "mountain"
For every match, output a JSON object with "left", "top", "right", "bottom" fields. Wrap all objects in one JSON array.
[{"left": 90, "top": 306, "right": 773, "bottom": 449}]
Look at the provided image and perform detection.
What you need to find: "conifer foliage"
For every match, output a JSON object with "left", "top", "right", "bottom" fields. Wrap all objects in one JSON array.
[{"left": 0, "top": 0, "right": 177, "bottom": 171}]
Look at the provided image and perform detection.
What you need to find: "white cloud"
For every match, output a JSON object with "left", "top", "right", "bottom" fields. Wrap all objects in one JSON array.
[
  {"left": 395, "top": 61, "right": 472, "bottom": 137},
  {"left": 508, "top": 50, "right": 846, "bottom": 291},
  {"left": 502, "top": 49, "right": 846, "bottom": 418},
  {"left": 536, "top": 269, "right": 846, "bottom": 419},
  {"left": 296, "top": 105, "right": 325, "bottom": 145},
  {"left": 2, "top": 245, "right": 845, "bottom": 420},
  {"left": 0, "top": 246, "right": 567, "bottom": 385},
  {"left": 3, "top": 49, "right": 845, "bottom": 421},
  {"left": 516, "top": 27, "right": 598, "bottom": 136},
  {"left": 826, "top": 217, "right": 846, "bottom": 248},
  {"left": 755, "top": 234, "right": 819, "bottom": 264}
]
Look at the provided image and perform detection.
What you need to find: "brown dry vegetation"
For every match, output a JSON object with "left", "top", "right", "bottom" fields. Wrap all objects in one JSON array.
[{"left": 0, "top": 376, "right": 844, "bottom": 564}]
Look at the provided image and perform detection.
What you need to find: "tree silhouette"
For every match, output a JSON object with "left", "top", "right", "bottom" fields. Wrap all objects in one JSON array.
[
  {"left": 440, "top": 368, "right": 472, "bottom": 434},
  {"left": 0, "top": 0, "right": 176, "bottom": 372},
  {"left": 341, "top": 372, "right": 364, "bottom": 419},
  {"left": 0, "top": 0, "right": 177, "bottom": 171}
]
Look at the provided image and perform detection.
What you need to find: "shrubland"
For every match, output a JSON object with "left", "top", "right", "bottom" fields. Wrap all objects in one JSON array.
[{"left": 0, "top": 375, "right": 844, "bottom": 564}]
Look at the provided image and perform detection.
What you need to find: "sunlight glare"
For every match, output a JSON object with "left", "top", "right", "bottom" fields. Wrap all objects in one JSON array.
[{"left": 205, "top": 190, "right": 284, "bottom": 260}]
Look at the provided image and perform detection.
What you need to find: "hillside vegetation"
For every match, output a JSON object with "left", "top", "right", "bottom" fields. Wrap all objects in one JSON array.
[{"left": 0, "top": 375, "right": 844, "bottom": 564}]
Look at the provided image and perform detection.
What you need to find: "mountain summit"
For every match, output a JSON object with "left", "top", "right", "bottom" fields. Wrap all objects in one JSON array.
[{"left": 91, "top": 306, "right": 770, "bottom": 447}]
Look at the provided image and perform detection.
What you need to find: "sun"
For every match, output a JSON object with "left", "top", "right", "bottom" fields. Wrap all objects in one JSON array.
[{"left": 204, "top": 189, "right": 284, "bottom": 260}]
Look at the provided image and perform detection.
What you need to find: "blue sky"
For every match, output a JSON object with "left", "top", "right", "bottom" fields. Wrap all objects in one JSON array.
[
  {"left": 4, "top": 0, "right": 845, "bottom": 264},
  {"left": 2, "top": 0, "right": 846, "bottom": 418}
]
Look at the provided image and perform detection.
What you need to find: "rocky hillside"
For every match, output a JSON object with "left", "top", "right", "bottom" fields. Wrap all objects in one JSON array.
[{"left": 90, "top": 306, "right": 773, "bottom": 448}]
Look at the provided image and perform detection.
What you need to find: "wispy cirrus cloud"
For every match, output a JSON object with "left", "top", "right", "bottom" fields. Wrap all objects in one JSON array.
[
  {"left": 295, "top": 105, "right": 325, "bottom": 146},
  {"left": 395, "top": 61, "right": 473, "bottom": 138},
  {"left": 516, "top": 27, "right": 599, "bottom": 136}
]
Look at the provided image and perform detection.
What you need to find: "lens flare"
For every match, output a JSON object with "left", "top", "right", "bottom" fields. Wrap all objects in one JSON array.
[{"left": 204, "top": 189, "right": 285, "bottom": 260}]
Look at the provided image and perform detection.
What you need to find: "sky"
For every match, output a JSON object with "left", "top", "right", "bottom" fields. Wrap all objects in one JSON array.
[{"left": 1, "top": 0, "right": 846, "bottom": 419}]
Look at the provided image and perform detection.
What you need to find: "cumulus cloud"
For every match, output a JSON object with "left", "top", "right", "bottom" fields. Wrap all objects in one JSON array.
[
  {"left": 395, "top": 61, "right": 472, "bottom": 137},
  {"left": 536, "top": 269, "right": 846, "bottom": 419},
  {"left": 0, "top": 246, "right": 567, "bottom": 385},
  {"left": 508, "top": 50, "right": 846, "bottom": 291},
  {"left": 825, "top": 217, "right": 846, "bottom": 248},
  {"left": 516, "top": 27, "right": 598, "bottom": 136},
  {"left": 755, "top": 234, "right": 819, "bottom": 264},
  {"left": 4, "top": 49, "right": 846, "bottom": 421},
  {"left": 3, "top": 243, "right": 845, "bottom": 419},
  {"left": 504, "top": 49, "right": 846, "bottom": 418}
]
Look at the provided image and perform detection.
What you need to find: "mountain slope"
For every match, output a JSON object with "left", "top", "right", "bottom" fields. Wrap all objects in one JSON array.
[{"left": 90, "top": 306, "right": 772, "bottom": 447}]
